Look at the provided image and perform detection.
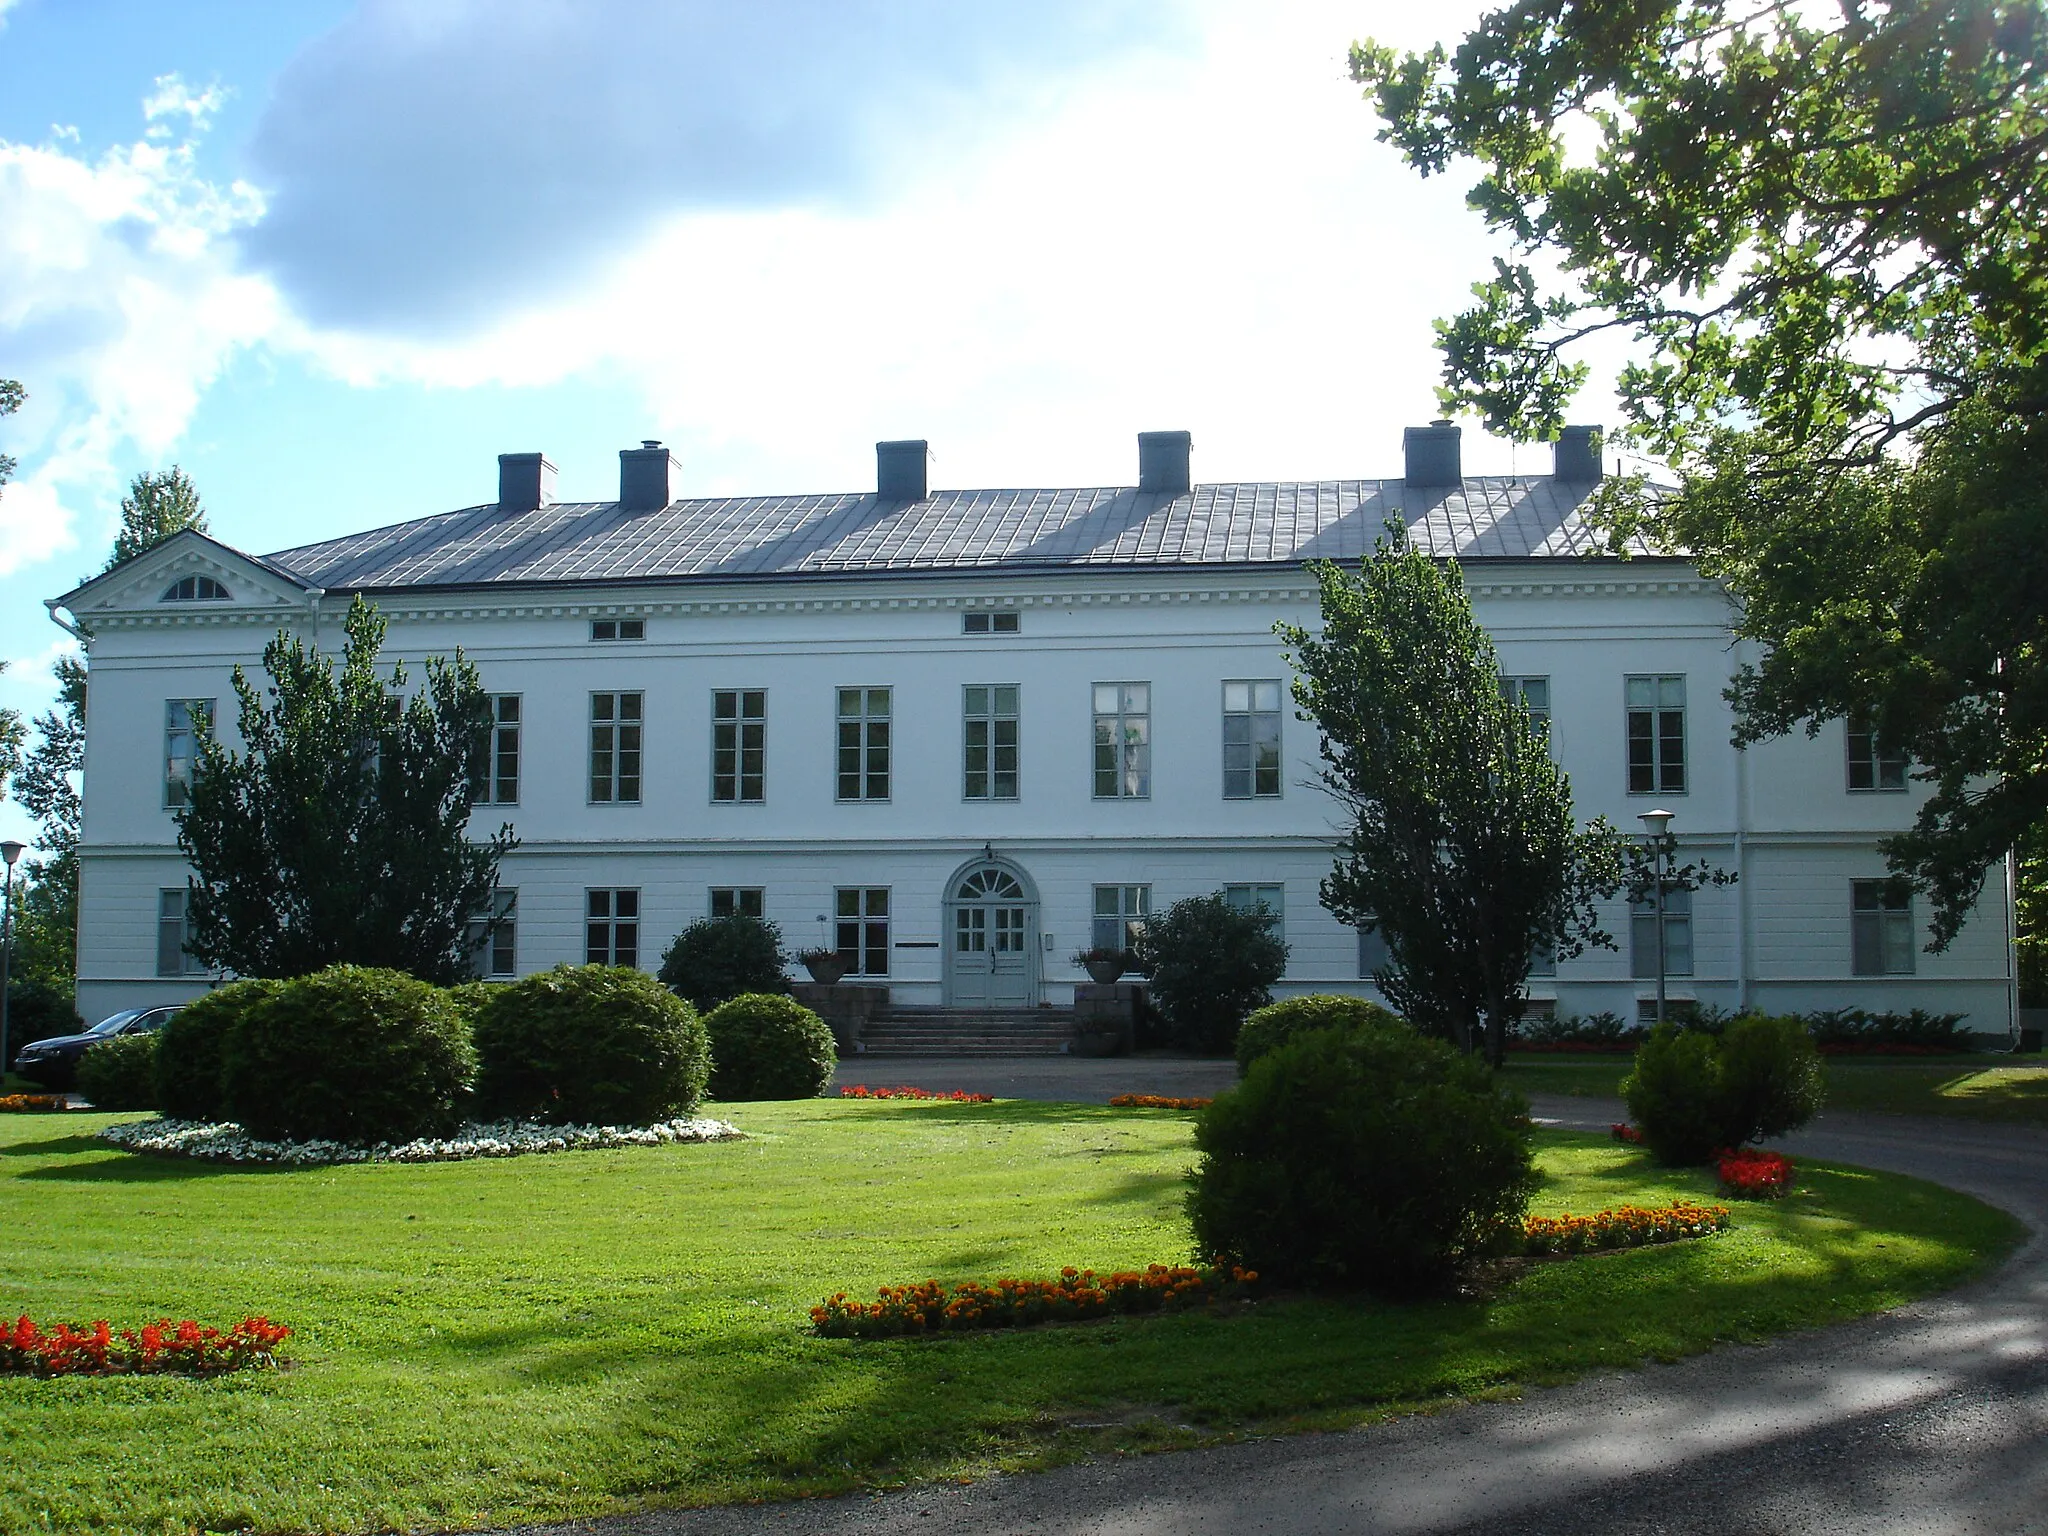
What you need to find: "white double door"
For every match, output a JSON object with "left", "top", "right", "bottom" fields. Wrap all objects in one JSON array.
[{"left": 947, "top": 865, "right": 1037, "bottom": 1008}]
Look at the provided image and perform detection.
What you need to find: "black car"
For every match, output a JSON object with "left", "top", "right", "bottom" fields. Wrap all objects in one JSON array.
[{"left": 12, "top": 1006, "right": 182, "bottom": 1090}]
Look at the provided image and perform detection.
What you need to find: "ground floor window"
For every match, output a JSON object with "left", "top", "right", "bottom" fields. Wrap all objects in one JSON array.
[
  {"left": 1630, "top": 886, "right": 1693, "bottom": 978},
  {"left": 156, "top": 889, "right": 204, "bottom": 977},
  {"left": 587, "top": 888, "right": 640, "bottom": 968},
  {"left": 1223, "top": 883, "right": 1285, "bottom": 939},
  {"left": 1357, "top": 922, "right": 1389, "bottom": 978},
  {"left": 1851, "top": 880, "right": 1915, "bottom": 975},
  {"left": 710, "top": 887, "right": 765, "bottom": 919},
  {"left": 836, "top": 887, "right": 890, "bottom": 976},
  {"left": 468, "top": 888, "right": 517, "bottom": 978},
  {"left": 1091, "top": 884, "right": 1150, "bottom": 953}
]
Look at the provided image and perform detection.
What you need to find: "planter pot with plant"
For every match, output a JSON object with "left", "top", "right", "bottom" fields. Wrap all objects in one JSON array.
[
  {"left": 797, "top": 949, "right": 849, "bottom": 986},
  {"left": 1072, "top": 947, "right": 1133, "bottom": 987}
]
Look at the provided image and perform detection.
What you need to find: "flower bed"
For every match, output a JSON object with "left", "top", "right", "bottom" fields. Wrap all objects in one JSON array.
[
  {"left": 98, "top": 1116, "right": 741, "bottom": 1166},
  {"left": 1717, "top": 1146, "right": 1795, "bottom": 1197},
  {"left": 1107, "top": 1094, "right": 1213, "bottom": 1110},
  {"left": 1610, "top": 1122, "right": 1645, "bottom": 1144},
  {"left": 838, "top": 1086, "right": 993, "bottom": 1102},
  {"left": 1522, "top": 1200, "right": 1731, "bottom": 1254},
  {"left": 812, "top": 1261, "right": 1256, "bottom": 1338},
  {"left": 3, "top": 1315, "right": 289, "bottom": 1377},
  {"left": 0, "top": 1094, "right": 69, "bottom": 1113}
]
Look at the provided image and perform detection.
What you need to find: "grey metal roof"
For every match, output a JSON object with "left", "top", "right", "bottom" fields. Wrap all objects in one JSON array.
[{"left": 263, "top": 476, "right": 1632, "bottom": 593}]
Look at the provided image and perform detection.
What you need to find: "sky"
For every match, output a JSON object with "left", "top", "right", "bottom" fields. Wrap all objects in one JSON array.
[{"left": 0, "top": 0, "right": 1631, "bottom": 849}]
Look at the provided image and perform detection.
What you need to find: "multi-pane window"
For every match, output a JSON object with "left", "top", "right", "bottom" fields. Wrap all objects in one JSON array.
[
  {"left": 156, "top": 889, "right": 204, "bottom": 976},
  {"left": 161, "top": 575, "right": 229, "bottom": 601},
  {"left": 1223, "top": 681, "right": 1283, "bottom": 798},
  {"left": 963, "top": 685, "right": 1019, "bottom": 800},
  {"left": 1502, "top": 676, "right": 1551, "bottom": 734},
  {"left": 1091, "top": 885, "right": 1151, "bottom": 953},
  {"left": 1626, "top": 675, "right": 1687, "bottom": 794},
  {"left": 836, "top": 688, "right": 891, "bottom": 801},
  {"left": 963, "top": 611, "right": 1020, "bottom": 634},
  {"left": 1847, "top": 718, "right": 1908, "bottom": 792},
  {"left": 1852, "top": 881, "right": 1916, "bottom": 974},
  {"left": 164, "top": 699, "right": 213, "bottom": 808},
  {"left": 1357, "top": 923, "right": 1390, "bottom": 978},
  {"left": 478, "top": 695, "right": 520, "bottom": 804},
  {"left": 1224, "top": 883, "right": 1285, "bottom": 938},
  {"left": 589, "top": 692, "right": 643, "bottom": 803},
  {"left": 1527, "top": 941, "right": 1558, "bottom": 978},
  {"left": 710, "top": 887, "right": 765, "bottom": 919},
  {"left": 467, "top": 888, "right": 517, "bottom": 978},
  {"left": 586, "top": 888, "right": 639, "bottom": 967},
  {"left": 835, "top": 887, "right": 890, "bottom": 976},
  {"left": 1630, "top": 886, "right": 1694, "bottom": 977},
  {"left": 1092, "top": 683, "right": 1150, "bottom": 799},
  {"left": 590, "top": 618, "right": 645, "bottom": 642},
  {"left": 712, "top": 690, "right": 766, "bottom": 803}
]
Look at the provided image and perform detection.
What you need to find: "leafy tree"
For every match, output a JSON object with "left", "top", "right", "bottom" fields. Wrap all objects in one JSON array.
[
  {"left": 106, "top": 466, "right": 208, "bottom": 570},
  {"left": 658, "top": 912, "right": 790, "bottom": 1014},
  {"left": 9, "top": 657, "right": 84, "bottom": 996},
  {"left": 1129, "top": 891, "right": 1289, "bottom": 1054},
  {"left": 1281, "top": 534, "right": 1628, "bottom": 1065},
  {"left": 176, "top": 596, "right": 515, "bottom": 983},
  {"left": 1353, "top": 1, "right": 2048, "bottom": 948},
  {"left": 0, "top": 377, "right": 21, "bottom": 499}
]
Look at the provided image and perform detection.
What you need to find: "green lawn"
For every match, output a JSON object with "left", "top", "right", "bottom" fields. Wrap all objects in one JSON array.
[
  {"left": 1502, "top": 1052, "right": 2048, "bottom": 1124},
  {"left": 0, "top": 1099, "right": 2019, "bottom": 1535}
]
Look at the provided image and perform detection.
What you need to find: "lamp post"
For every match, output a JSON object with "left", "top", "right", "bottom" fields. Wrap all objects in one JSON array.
[
  {"left": 0, "top": 840, "right": 25, "bottom": 1080},
  {"left": 1638, "top": 810, "right": 1674, "bottom": 1027}
]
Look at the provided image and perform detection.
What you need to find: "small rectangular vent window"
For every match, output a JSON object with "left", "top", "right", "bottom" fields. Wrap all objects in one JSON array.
[
  {"left": 963, "top": 612, "right": 1020, "bottom": 634},
  {"left": 591, "top": 618, "right": 645, "bottom": 642}
]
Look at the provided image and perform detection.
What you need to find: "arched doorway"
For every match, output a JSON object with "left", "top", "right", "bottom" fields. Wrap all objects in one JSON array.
[{"left": 943, "top": 858, "right": 1040, "bottom": 1008}]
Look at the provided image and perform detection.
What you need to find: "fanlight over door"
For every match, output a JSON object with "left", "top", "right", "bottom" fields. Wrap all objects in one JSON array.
[{"left": 948, "top": 866, "right": 1036, "bottom": 1007}]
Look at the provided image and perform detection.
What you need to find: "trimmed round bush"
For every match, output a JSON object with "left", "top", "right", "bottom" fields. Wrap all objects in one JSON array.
[
  {"left": 702, "top": 993, "right": 836, "bottom": 1101},
  {"left": 1130, "top": 892, "right": 1289, "bottom": 1054},
  {"left": 219, "top": 966, "right": 476, "bottom": 1143},
  {"left": 658, "top": 913, "right": 790, "bottom": 1014},
  {"left": 1622, "top": 1016, "right": 1825, "bottom": 1166},
  {"left": 1189, "top": 1019, "right": 1536, "bottom": 1294},
  {"left": 1236, "top": 993, "right": 1405, "bottom": 1073},
  {"left": 472, "top": 964, "right": 708, "bottom": 1126},
  {"left": 76, "top": 1031, "right": 159, "bottom": 1112},
  {"left": 154, "top": 979, "right": 281, "bottom": 1123}
]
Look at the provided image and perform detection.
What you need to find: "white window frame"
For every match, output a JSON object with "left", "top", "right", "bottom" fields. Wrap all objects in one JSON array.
[
  {"left": 1501, "top": 675, "right": 1551, "bottom": 735},
  {"left": 1626, "top": 674, "right": 1687, "bottom": 795},
  {"left": 586, "top": 888, "right": 640, "bottom": 968},
  {"left": 589, "top": 691, "right": 643, "bottom": 804},
  {"left": 835, "top": 887, "right": 890, "bottom": 976},
  {"left": 590, "top": 618, "right": 645, "bottom": 642},
  {"left": 710, "top": 887, "right": 766, "bottom": 919},
  {"left": 1846, "top": 718, "right": 1908, "bottom": 793},
  {"left": 963, "top": 684, "right": 1020, "bottom": 801},
  {"left": 1222, "top": 680, "right": 1283, "bottom": 799},
  {"left": 1224, "top": 882, "right": 1285, "bottom": 938},
  {"left": 156, "top": 888, "right": 205, "bottom": 976},
  {"left": 712, "top": 689, "right": 766, "bottom": 804},
  {"left": 1091, "top": 884, "right": 1151, "bottom": 953},
  {"left": 468, "top": 888, "right": 517, "bottom": 978},
  {"left": 480, "top": 694, "right": 520, "bottom": 805},
  {"left": 1092, "top": 682, "right": 1151, "bottom": 799},
  {"left": 963, "top": 611, "right": 1020, "bottom": 634},
  {"left": 1630, "top": 886, "right": 1694, "bottom": 978},
  {"left": 1851, "top": 880, "right": 1916, "bottom": 974},
  {"left": 164, "top": 698, "right": 213, "bottom": 810},
  {"left": 836, "top": 688, "right": 891, "bottom": 801}
]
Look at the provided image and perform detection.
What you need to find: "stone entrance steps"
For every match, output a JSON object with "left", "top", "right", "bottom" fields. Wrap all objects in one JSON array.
[{"left": 857, "top": 1006, "right": 1074, "bottom": 1057}]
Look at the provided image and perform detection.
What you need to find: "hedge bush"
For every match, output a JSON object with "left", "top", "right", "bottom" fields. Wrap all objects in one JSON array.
[
  {"left": 1235, "top": 993, "right": 1405, "bottom": 1073},
  {"left": 702, "top": 993, "right": 836, "bottom": 1101},
  {"left": 2, "top": 978, "right": 83, "bottom": 1070},
  {"left": 218, "top": 966, "right": 476, "bottom": 1143},
  {"left": 472, "top": 965, "right": 708, "bottom": 1125},
  {"left": 658, "top": 913, "right": 790, "bottom": 1014},
  {"left": 75, "top": 1032, "right": 159, "bottom": 1112},
  {"left": 1622, "top": 1016, "right": 1825, "bottom": 1166},
  {"left": 1131, "top": 893, "right": 1289, "bottom": 1054},
  {"left": 153, "top": 979, "right": 281, "bottom": 1123},
  {"left": 1188, "top": 1019, "right": 1536, "bottom": 1293}
]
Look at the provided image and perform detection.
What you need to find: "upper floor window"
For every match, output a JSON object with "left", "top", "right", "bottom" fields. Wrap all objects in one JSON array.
[
  {"left": 837, "top": 688, "right": 891, "bottom": 801},
  {"left": 1630, "top": 886, "right": 1693, "bottom": 977},
  {"left": 710, "top": 887, "right": 765, "bottom": 919},
  {"left": 963, "top": 684, "right": 1019, "bottom": 800},
  {"left": 590, "top": 618, "right": 645, "bottom": 642},
  {"left": 963, "top": 611, "right": 1020, "bottom": 634},
  {"left": 164, "top": 699, "right": 213, "bottom": 808},
  {"left": 1846, "top": 718, "right": 1908, "bottom": 792},
  {"left": 586, "top": 888, "right": 639, "bottom": 967},
  {"left": 467, "top": 888, "right": 518, "bottom": 978},
  {"left": 161, "top": 575, "right": 229, "bottom": 602},
  {"left": 589, "top": 692, "right": 643, "bottom": 804},
  {"left": 1626, "top": 675, "right": 1687, "bottom": 794},
  {"left": 157, "top": 889, "right": 206, "bottom": 976},
  {"left": 1502, "top": 675, "right": 1551, "bottom": 735},
  {"left": 1851, "top": 880, "right": 1915, "bottom": 974},
  {"left": 1223, "top": 680, "right": 1283, "bottom": 798},
  {"left": 477, "top": 695, "right": 520, "bottom": 805},
  {"left": 712, "top": 690, "right": 766, "bottom": 803},
  {"left": 1093, "top": 683, "right": 1150, "bottom": 799}
]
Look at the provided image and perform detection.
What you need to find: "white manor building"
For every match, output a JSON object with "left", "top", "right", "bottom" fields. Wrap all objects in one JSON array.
[{"left": 52, "top": 425, "right": 2019, "bottom": 1035}]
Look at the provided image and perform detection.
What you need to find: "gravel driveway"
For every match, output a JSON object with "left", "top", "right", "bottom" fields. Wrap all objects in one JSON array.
[{"left": 497, "top": 1065, "right": 2048, "bottom": 1536}]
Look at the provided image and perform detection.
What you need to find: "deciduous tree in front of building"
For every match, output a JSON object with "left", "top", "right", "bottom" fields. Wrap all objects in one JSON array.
[{"left": 176, "top": 596, "right": 516, "bottom": 984}]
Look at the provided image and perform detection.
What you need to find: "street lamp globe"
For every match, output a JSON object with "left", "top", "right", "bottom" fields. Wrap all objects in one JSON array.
[
  {"left": 1637, "top": 809, "right": 1674, "bottom": 838},
  {"left": 0, "top": 841, "right": 24, "bottom": 869}
]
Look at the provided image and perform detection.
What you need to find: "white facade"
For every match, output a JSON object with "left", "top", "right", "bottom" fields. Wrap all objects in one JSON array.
[{"left": 53, "top": 437, "right": 2018, "bottom": 1035}]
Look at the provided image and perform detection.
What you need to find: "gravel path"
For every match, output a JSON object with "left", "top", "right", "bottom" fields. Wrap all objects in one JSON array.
[{"left": 498, "top": 1067, "right": 2048, "bottom": 1536}]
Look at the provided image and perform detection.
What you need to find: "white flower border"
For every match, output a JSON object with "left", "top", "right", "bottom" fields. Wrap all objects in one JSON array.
[{"left": 98, "top": 1115, "right": 743, "bottom": 1166}]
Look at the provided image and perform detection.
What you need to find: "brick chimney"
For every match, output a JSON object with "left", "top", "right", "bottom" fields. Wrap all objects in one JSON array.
[
  {"left": 1402, "top": 420, "right": 1463, "bottom": 486},
  {"left": 619, "top": 440, "right": 678, "bottom": 511},
  {"left": 497, "top": 452, "right": 555, "bottom": 512}
]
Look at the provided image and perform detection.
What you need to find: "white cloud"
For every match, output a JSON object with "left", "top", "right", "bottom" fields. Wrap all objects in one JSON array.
[{"left": 0, "top": 77, "right": 279, "bottom": 577}]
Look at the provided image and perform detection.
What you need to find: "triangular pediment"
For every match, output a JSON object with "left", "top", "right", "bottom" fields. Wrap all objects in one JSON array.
[{"left": 53, "top": 530, "right": 312, "bottom": 620}]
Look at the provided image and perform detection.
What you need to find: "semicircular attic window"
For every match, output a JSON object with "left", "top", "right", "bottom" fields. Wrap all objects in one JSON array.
[{"left": 162, "top": 575, "right": 231, "bottom": 602}]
